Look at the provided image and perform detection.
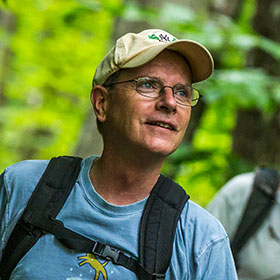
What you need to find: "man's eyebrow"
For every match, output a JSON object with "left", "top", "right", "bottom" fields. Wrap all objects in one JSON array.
[
  {"left": 135, "top": 76, "right": 159, "bottom": 80},
  {"left": 135, "top": 76, "right": 192, "bottom": 87}
]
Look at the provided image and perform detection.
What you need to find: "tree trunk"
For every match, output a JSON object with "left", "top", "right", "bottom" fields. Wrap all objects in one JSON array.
[
  {"left": 232, "top": 0, "right": 280, "bottom": 166},
  {"left": 211, "top": 0, "right": 280, "bottom": 166}
]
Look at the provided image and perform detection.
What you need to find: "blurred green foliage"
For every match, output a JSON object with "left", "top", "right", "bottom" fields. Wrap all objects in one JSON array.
[
  {"left": 149, "top": 1, "right": 280, "bottom": 206},
  {"left": 1, "top": 0, "right": 280, "bottom": 206},
  {"left": 0, "top": 0, "right": 120, "bottom": 169}
]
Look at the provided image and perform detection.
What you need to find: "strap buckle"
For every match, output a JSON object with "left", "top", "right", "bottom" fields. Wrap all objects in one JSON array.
[{"left": 92, "top": 242, "right": 120, "bottom": 263}]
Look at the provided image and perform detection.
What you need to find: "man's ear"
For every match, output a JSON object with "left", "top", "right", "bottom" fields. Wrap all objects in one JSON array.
[{"left": 90, "top": 85, "right": 109, "bottom": 123}]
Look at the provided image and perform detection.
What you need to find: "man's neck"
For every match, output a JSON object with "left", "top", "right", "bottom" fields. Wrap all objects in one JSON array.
[{"left": 89, "top": 150, "right": 165, "bottom": 206}]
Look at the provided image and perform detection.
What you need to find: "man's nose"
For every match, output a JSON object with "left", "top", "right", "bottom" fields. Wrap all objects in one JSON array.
[{"left": 156, "top": 86, "right": 177, "bottom": 113}]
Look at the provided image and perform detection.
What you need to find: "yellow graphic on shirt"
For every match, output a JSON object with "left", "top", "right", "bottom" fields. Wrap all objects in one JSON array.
[{"left": 78, "top": 253, "right": 109, "bottom": 280}]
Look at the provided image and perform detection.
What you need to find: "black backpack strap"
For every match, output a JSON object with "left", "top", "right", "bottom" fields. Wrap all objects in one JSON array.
[
  {"left": 139, "top": 174, "right": 190, "bottom": 279},
  {"left": 0, "top": 156, "right": 82, "bottom": 280},
  {"left": 22, "top": 173, "right": 189, "bottom": 280},
  {"left": 231, "top": 167, "right": 279, "bottom": 267},
  {"left": 54, "top": 174, "right": 189, "bottom": 280},
  {"left": 21, "top": 216, "right": 153, "bottom": 279},
  {"left": 1, "top": 162, "right": 188, "bottom": 280}
]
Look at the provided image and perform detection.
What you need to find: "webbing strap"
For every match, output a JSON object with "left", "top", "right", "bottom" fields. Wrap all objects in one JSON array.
[
  {"left": 0, "top": 156, "right": 82, "bottom": 280},
  {"left": 20, "top": 174, "right": 189, "bottom": 280},
  {"left": 231, "top": 167, "right": 279, "bottom": 267},
  {"left": 20, "top": 212, "right": 153, "bottom": 279},
  {"left": 139, "top": 174, "right": 189, "bottom": 277}
]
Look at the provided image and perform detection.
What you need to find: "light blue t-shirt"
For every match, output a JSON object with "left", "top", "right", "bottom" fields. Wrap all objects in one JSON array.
[{"left": 0, "top": 156, "right": 237, "bottom": 279}]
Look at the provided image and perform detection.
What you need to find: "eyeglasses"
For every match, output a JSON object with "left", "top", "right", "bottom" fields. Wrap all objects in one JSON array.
[{"left": 104, "top": 77, "right": 202, "bottom": 107}]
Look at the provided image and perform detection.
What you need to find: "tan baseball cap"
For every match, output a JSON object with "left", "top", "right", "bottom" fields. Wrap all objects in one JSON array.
[{"left": 93, "top": 29, "right": 214, "bottom": 86}]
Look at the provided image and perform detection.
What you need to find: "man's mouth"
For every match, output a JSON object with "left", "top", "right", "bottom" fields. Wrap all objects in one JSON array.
[{"left": 146, "top": 121, "right": 175, "bottom": 131}]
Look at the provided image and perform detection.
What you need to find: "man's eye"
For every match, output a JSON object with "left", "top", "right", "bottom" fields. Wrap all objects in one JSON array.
[
  {"left": 137, "top": 79, "right": 159, "bottom": 90},
  {"left": 143, "top": 82, "right": 154, "bottom": 89},
  {"left": 177, "top": 90, "right": 187, "bottom": 97},
  {"left": 137, "top": 81, "right": 154, "bottom": 90},
  {"left": 175, "top": 86, "right": 192, "bottom": 99}
]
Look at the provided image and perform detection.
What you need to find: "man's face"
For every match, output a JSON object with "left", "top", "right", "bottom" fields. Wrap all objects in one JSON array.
[{"left": 102, "top": 50, "right": 192, "bottom": 158}]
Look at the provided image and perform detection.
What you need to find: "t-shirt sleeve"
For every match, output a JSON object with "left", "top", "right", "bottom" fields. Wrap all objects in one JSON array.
[
  {"left": 0, "top": 160, "right": 48, "bottom": 262},
  {"left": 180, "top": 201, "right": 238, "bottom": 279},
  {"left": 195, "top": 234, "right": 238, "bottom": 279}
]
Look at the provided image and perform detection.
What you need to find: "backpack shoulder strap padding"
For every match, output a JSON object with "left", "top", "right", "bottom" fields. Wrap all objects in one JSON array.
[
  {"left": 1, "top": 161, "right": 188, "bottom": 280},
  {"left": 139, "top": 174, "right": 190, "bottom": 278},
  {"left": 230, "top": 167, "right": 279, "bottom": 266},
  {"left": 36, "top": 173, "right": 189, "bottom": 280},
  {"left": 0, "top": 156, "right": 82, "bottom": 280}
]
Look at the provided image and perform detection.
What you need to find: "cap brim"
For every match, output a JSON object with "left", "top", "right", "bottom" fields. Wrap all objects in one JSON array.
[{"left": 122, "top": 40, "right": 214, "bottom": 83}]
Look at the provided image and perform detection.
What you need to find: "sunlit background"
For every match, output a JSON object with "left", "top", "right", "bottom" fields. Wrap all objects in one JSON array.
[{"left": 1, "top": 0, "right": 280, "bottom": 206}]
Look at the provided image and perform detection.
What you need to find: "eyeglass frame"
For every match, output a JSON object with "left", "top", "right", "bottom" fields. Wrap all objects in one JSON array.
[{"left": 104, "top": 76, "right": 202, "bottom": 107}]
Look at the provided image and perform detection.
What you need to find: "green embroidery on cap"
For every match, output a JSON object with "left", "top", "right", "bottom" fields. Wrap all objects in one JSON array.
[
  {"left": 148, "top": 34, "right": 160, "bottom": 41},
  {"left": 148, "top": 33, "right": 177, "bottom": 42}
]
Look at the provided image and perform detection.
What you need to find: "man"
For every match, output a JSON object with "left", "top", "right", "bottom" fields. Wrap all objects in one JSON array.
[
  {"left": 0, "top": 29, "right": 237, "bottom": 279},
  {"left": 207, "top": 171, "right": 280, "bottom": 280}
]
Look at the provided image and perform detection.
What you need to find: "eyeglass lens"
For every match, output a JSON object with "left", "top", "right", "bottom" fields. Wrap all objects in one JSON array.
[{"left": 135, "top": 77, "right": 199, "bottom": 106}]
